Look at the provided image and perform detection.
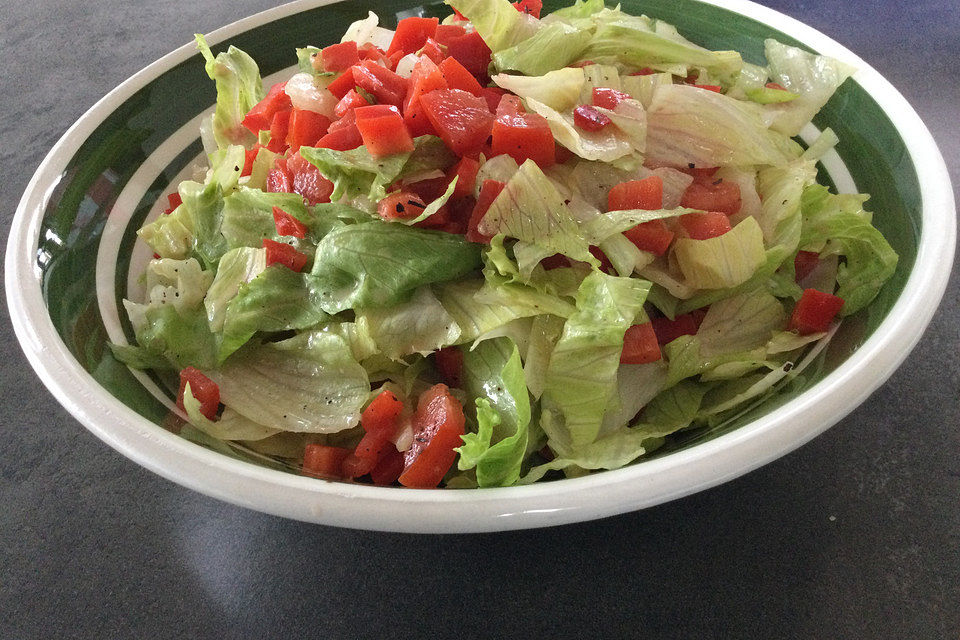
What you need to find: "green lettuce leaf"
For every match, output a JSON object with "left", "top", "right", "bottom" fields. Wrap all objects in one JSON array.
[
  {"left": 457, "top": 338, "right": 532, "bottom": 487},
  {"left": 204, "top": 246, "right": 266, "bottom": 333},
  {"left": 541, "top": 271, "right": 650, "bottom": 450},
  {"left": 218, "top": 331, "right": 369, "bottom": 433},
  {"left": 446, "top": 0, "right": 538, "bottom": 53},
  {"left": 195, "top": 35, "right": 264, "bottom": 149},
  {"left": 358, "top": 286, "right": 461, "bottom": 359},
  {"left": 308, "top": 221, "right": 483, "bottom": 313},
  {"left": 674, "top": 216, "right": 767, "bottom": 289},
  {"left": 492, "top": 68, "right": 585, "bottom": 111},
  {"left": 183, "top": 382, "right": 279, "bottom": 441},
  {"left": 492, "top": 22, "right": 593, "bottom": 75}
]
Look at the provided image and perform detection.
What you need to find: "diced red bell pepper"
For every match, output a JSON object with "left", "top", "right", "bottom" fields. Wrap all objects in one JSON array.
[
  {"left": 358, "top": 43, "right": 389, "bottom": 64},
  {"left": 681, "top": 165, "right": 720, "bottom": 181},
  {"left": 403, "top": 56, "right": 448, "bottom": 137},
  {"left": 794, "top": 250, "right": 820, "bottom": 282},
  {"left": 370, "top": 444, "right": 406, "bottom": 486},
  {"left": 622, "top": 221, "right": 674, "bottom": 256},
  {"left": 491, "top": 110, "right": 556, "bottom": 168},
  {"left": 590, "top": 245, "right": 615, "bottom": 274},
  {"left": 570, "top": 60, "right": 597, "bottom": 68},
  {"left": 679, "top": 211, "right": 732, "bottom": 240},
  {"left": 362, "top": 389, "right": 405, "bottom": 438},
  {"left": 433, "top": 347, "right": 463, "bottom": 388},
  {"left": 354, "top": 104, "right": 415, "bottom": 157},
  {"left": 316, "top": 110, "right": 364, "bottom": 151},
  {"left": 321, "top": 41, "right": 360, "bottom": 73},
  {"left": 286, "top": 152, "right": 334, "bottom": 205},
  {"left": 263, "top": 238, "right": 308, "bottom": 272},
  {"left": 651, "top": 312, "right": 705, "bottom": 345},
  {"left": 592, "top": 87, "right": 631, "bottom": 110},
  {"left": 266, "top": 167, "right": 293, "bottom": 194},
  {"left": 694, "top": 84, "right": 723, "bottom": 92},
  {"left": 176, "top": 367, "right": 220, "bottom": 420},
  {"left": 165, "top": 192, "right": 183, "bottom": 214},
  {"left": 608, "top": 176, "right": 663, "bottom": 211},
  {"left": 438, "top": 56, "right": 484, "bottom": 96},
  {"left": 302, "top": 444, "right": 351, "bottom": 479},
  {"left": 555, "top": 144, "right": 574, "bottom": 165},
  {"left": 272, "top": 205, "right": 307, "bottom": 238},
  {"left": 766, "top": 81, "right": 788, "bottom": 91},
  {"left": 680, "top": 179, "right": 742, "bottom": 215},
  {"left": 446, "top": 156, "right": 480, "bottom": 199},
  {"left": 398, "top": 383, "right": 466, "bottom": 488},
  {"left": 620, "top": 323, "right": 662, "bottom": 364},
  {"left": 574, "top": 104, "right": 611, "bottom": 132},
  {"left": 334, "top": 89, "right": 371, "bottom": 118},
  {"left": 496, "top": 94, "right": 523, "bottom": 116},
  {"left": 326, "top": 69, "right": 358, "bottom": 99},
  {"left": 541, "top": 254, "right": 571, "bottom": 270},
  {"left": 417, "top": 38, "right": 446, "bottom": 65},
  {"left": 512, "top": 0, "right": 543, "bottom": 17},
  {"left": 266, "top": 109, "right": 292, "bottom": 153},
  {"left": 434, "top": 24, "right": 467, "bottom": 46},
  {"left": 420, "top": 89, "right": 495, "bottom": 157},
  {"left": 241, "top": 146, "right": 259, "bottom": 177},
  {"left": 341, "top": 452, "right": 376, "bottom": 479},
  {"left": 466, "top": 179, "right": 505, "bottom": 243},
  {"left": 444, "top": 196, "right": 476, "bottom": 234},
  {"left": 387, "top": 16, "right": 439, "bottom": 56},
  {"left": 286, "top": 108, "right": 331, "bottom": 151},
  {"left": 242, "top": 82, "right": 292, "bottom": 134},
  {"left": 352, "top": 60, "right": 408, "bottom": 107},
  {"left": 378, "top": 190, "right": 428, "bottom": 220},
  {"left": 413, "top": 204, "right": 451, "bottom": 229},
  {"left": 629, "top": 67, "right": 656, "bottom": 76},
  {"left": 788, "top": 288, "right": 844, "bottom": 335},
  {"left": 444, "top": 30, "right": 492, "bottom": 84},
  {"left": 479, "top": 87, "right": 507, "bottom": 113}
]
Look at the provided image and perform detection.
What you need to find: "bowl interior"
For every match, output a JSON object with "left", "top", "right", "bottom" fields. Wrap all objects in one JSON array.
[{"left": 33, "top": 0, "right": 920, "bottom": 474}]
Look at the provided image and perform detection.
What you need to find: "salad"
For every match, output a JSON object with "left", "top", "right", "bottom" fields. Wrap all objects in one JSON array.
[{"left": 113, "top": 0, "right": 898, "bottom": 488}]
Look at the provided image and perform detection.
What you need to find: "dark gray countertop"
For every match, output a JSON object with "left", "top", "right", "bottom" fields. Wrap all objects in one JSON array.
[{"left": 2, "top": 1, "right": 957, "bottom": 638}]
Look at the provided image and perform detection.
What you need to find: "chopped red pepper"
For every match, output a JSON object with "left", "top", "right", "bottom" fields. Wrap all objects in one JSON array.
[
  {"left": 794, "top": 250, "right": 820, "bottom": 282},
  {"left": 592, "top": 87, "right": 631, "bottom": 110},
  {"left": 694, "top": 84, "right": 723, "bottom": 92},
  {"left": 680, "top": 179, "right": 742, "bottom": 216},
  {"left": 651, "top": 312, "right": 705, "bottom": 345},
  {"left": 266, "top": 109, "right": 292, "bottom": 153},
  {"left": 286, "top": 109, "right": 330, "bottom": 151},
  {"left": 466, "top": 179, "right": 505, "bottom": 243},
  {"left": 433, "top": 347, "right": 464, "bottom": 388},
  {"left": 623, "top": 221, "right": 674, "bottom": 256},
  {"left": 302, "top": 444, "right": 351, "bottom": 479},
  {"left": 176, "top": 367, "right": 220, "bottom": 420},
  {"left": 446, "top": 156, "right": 480, "bottom": 200},
  {"left": 370, "top": 444, "right": 406, "bottom": 486},
  {"left": 438, "top": 56, "right": 484, "bottom": 96},
  {"left": 420, "top": 89, "right": 494, "bottom": 157},
  {"left": 321, "top": 41, "right": 360, "bottom": 73},
  {"left": 164, "top": 192, "right": 183, "bottom": 214},
  {"left": 263, "top": 238, "right": 308, "bottom": 272},
  {"left": 620, "top": 323, "right": 662, "bottom": 364},
  {"left": 386, "top": 16, "right": 440, "bottom": 56},
  {"left": 272, "top": 205, "right": 307, "bottom": 239},
  {"left": 354, "top": 104, "right": 415, "bottom": 157},
  {"left": 574, "top": 104, "right": 612, "bottom": 132},
  {"left": 788, "top": 289, "right": 844, "bottom": 335},
  {"left": 378, "top": 190, "right": 428, "bottom": 220},
  {"left": 679, "top": 211, "right": 732, "bottom": 240},
  {"left": 398, "top": 383, "right": 466, "bottom": 488},
  {"left": 512, "top": 0, "right": 543, "bottom": 17},
  {"left": 352, "top": 60, "right": 409, "bottom": 107},
  {"left": 241, "top": 82, "right": 292, "bottom": 134},
  {"left": 608, "top": 176, "right": 663, "bottom": 211}
]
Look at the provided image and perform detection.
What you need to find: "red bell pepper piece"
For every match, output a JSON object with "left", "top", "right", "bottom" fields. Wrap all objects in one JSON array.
[
  {"left": 241, "top": 146, "right": 259, "bottom": 177},
  {"left": 352, "top": 60, "right": 408, "bottom": 107},
  {"left": 321, "top": 41, "right": 359, "bottom": 73},
  {"left": 651, "top": 312, "right": 705, "bottom": 345},
  {"left": 438, "top": 56, "right": 484, "bottom": 96},
  {"left": 326, "top": 69, "right": 358, "bottom": 99},
  {"left": 370, "top": 444, "right": 406, "bottom": 486},
  {"left": 263, "top": 239, "right": 308, "bottom": 272},
  {"left": 434, "top": 24, "right": 466, "bottom": 46},
  {"left": 444, "top": 30, "right": 492, "bottom": 83},
  {"left": 378, "top": 190, "right": 428, "bottom": 220},
  {"left": 788, "top": 289, "right": 844, "bottom": 335},
  {"left": 403, "top": 57, "right": 448, "bottom": 137},
  {"left": 397, "top": 384, "right": 466, "bottom": 488},
  {"left": 512, "top": 0, "right": 543, "bottom": 17},
  {"left": 491, "top": 109, "right": 556, "bottom": 168},
  {"left": 165, "top": 192, "right": 182, "bottom": 214},
  {"left": 592, "top": 87, "right": 631, "bottom": 110},
  {"left": 620, "top": 323, "right": 662, "bottom": 364},
  {"left": 242, "top": 82, "right": 292, "bottom": 134},
  {"left": 266, "top": 109, "right": 292, "bottom": 153},
  {"left": 608, "top": 176, "right": 663, "bottom": 211},
  {"left": 574, "top": 104, "right": 611, "bottom": 132},
  {"left": 176, "top": 367, "right": 220, "bottom": 420},
  {"left": 680, "top": 179, "right": 742, "bottom": 215},
  {"left": 679, "top": 211, "right": 732, "bottom": 240},
  {"left": 387, "top": 16, "right": 439, "bottom": 56},
  {"left": 622, "top": 221, "right": 674, "bottom": 256},
  {"left": 417, "top": 38, "right": 446, "bottom": 65},
  {"left": 694, "top": 84, "right": 723, "bottom": 92},
  {"left": 354, "top": 104, "right": 415, "bottom": 157},
  {"left": 466, "top": 179, "right": 505, "bottom": 243},
  {"left": 446, "top": 156, "right": 480, "bottom": 200},
  {"left": 286, "top": 152, "right": 334, "bottom": 205},
  {"left": 272, "top": 205, "right": 307, "bottom": 238},
  {"left": 286, "top": 108, "right": 330, "bottom": 151},
  {"left": 302, "top": 444, "right": 351, "bottom": 479},
  {"left": 419, "top": 89, "right": 494, "bottom": 157}
]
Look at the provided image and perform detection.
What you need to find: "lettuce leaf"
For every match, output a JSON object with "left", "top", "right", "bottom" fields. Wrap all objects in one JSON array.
[
  {"left": 358, "top": 286, "right": 461, "bottom": 359},
  {"left": 308, "top": 221, "right": 483, "bottom": 313},
  {"left": 195, "top": 35, "right": 264, "bottom": 149}
]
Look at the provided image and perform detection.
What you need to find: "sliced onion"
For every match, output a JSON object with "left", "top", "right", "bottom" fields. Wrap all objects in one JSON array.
[{"left": 284, "top": 72, "right": 337, "bottom": 118}]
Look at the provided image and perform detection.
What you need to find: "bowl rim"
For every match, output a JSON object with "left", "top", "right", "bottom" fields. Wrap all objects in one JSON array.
[{"left": 6, "top": 0, "right": 956, "bottom": 532}]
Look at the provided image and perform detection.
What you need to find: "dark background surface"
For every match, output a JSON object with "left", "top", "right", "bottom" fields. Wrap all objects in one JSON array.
[{"left": 1, "top": 1, "right": 957, "bottom": 638}]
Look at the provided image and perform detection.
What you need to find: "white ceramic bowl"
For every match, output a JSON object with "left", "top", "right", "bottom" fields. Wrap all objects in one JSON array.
[{"left": 6, "top": 0, "right": 955, "bottom": 531}]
